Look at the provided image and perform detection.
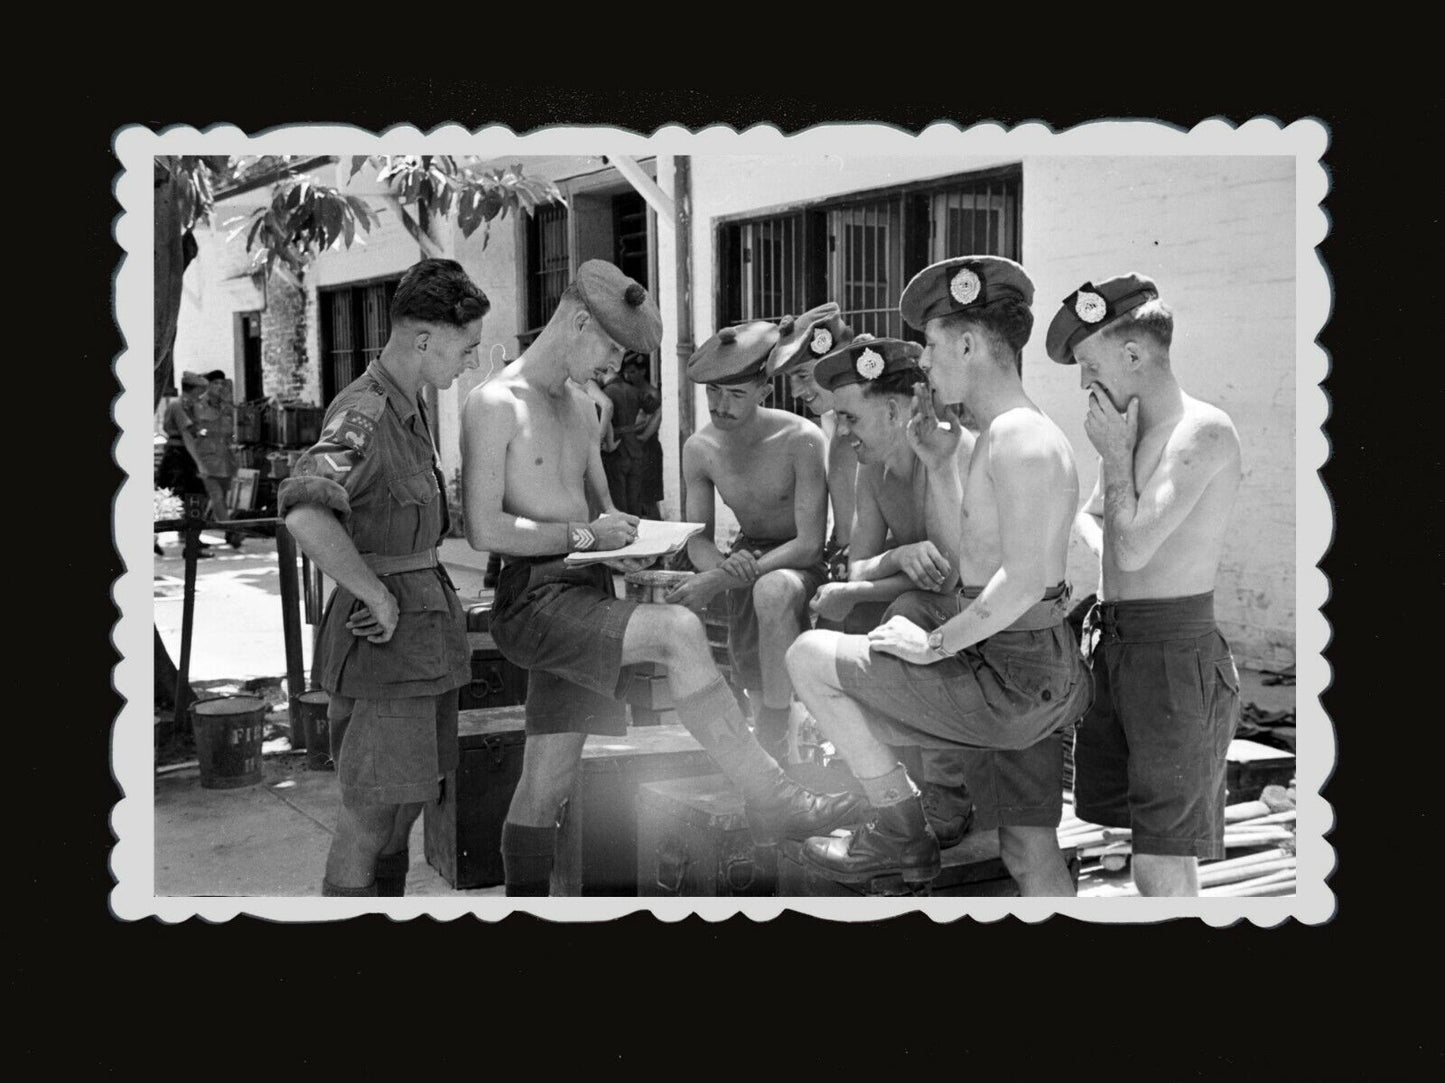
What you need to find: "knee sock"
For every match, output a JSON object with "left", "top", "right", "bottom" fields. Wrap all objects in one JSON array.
[
  {"left": 501, "top": 822, "right": 557, "bottom": 897},
  {"left": 321, "top": 878, "right": 378, "bottom": 897},
  {"left": 754, "top": 704, "right": 792, "bottom": 746},
  {"left": 674, "top": 677, "right": 788, "bottom": 805},
  {"left": 858, "top": 764, "right": 916, "bottom": 809},
  {"left": 373, "top": 849, "right": 409, "bottom": 897}
]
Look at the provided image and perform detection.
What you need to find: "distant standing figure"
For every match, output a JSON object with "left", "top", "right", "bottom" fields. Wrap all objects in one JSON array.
[
  {"left": 601, "top": 352, "right": 660, "bottom": 517},
  {"left": 193, "top": 369, "right": 242, "bottom": 549},
  {"left": 157, "top": 371, "right": 212, "bottom": 556}
]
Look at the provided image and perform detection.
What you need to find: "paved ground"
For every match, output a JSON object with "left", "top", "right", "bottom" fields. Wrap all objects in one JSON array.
[{"left": 155, "top": 752, "right": 504, "bottom": 897}]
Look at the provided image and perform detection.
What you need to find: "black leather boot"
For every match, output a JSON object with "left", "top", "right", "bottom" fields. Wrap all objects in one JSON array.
[
  {"left": 744, "top": 776, "right": 868, "bottom": 845},
  {"left": 921, "top": 782, "right": 975, "bottom": 850},
  {"left": 802, "top": 794, "right": 941, "bottom": 887}
]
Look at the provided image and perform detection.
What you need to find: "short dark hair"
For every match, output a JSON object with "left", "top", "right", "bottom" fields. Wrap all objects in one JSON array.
[
  {"left": 1098, "top": 298, "right": 1175, "bottom": 353},
  {"left": 939, "top": 297, "right": 1034, "bottom": 371},
  {"left": 621, "top": 352, "right": 650, "bottom": 371},
  {"left": 204, "top": 369, "right": 226, "bottom": 382},
  {"left": 859, "top": 366, "right": 925, "bottom": 401},
  {"left": 390, "top": 258, "right": 490, "bottom": 327}
]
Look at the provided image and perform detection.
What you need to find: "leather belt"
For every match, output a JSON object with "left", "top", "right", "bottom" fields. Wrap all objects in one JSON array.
[
  {"left": 961, "top": 582, "right": 1073, "bottom": 632},
  {"left": 362, "top": 549, "right": 439, "bottom": 576}
]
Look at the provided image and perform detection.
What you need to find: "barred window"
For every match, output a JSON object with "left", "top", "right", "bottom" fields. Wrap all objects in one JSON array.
[
  {"left": 319, "top": 277, "right": 400, "bottom": 404},
  {"left": 522, "top": 203, "right": 570, "bottom": 345},
  {"left": 717, "top": 166, "right": 1022, "bottom": 415}
]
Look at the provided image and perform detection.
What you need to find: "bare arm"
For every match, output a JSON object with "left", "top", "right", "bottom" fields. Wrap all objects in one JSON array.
[
  {"left": 682, "top": 436, "right": 726, "bottom": 573},
  {"left": 846, "top": 469, "right": 894, "bottom": 581},
  {"left": 1075, "top": 469, "right": 1104, "bottom": 560},
  {"left": 582, "top": 400, "right": 619, "bottom": 518},
  {"left": 636, "top": 406, "right": 662, "bottom": 442},
  {"left": 284, "top": 504, "right": 390, "bottom": 612},
  {"left": 1091, "top": 397, "right": 1236, "bottom": 572}
]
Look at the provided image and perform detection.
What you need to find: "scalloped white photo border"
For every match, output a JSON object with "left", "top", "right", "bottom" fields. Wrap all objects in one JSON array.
[{"left": 111, "top": 118, "right": 1331, "bottom": 924}]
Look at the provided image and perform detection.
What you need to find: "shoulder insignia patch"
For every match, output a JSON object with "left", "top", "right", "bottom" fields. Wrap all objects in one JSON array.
[{"left": 352, "top": 387, "right": 387, "bottom": 421}]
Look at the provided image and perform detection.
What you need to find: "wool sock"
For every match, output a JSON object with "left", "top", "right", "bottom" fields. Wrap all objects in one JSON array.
[
  {"left": 501, "top": 822, "right": 557, "bottom": 897},
  {"left": 674, "top": 677, "right": 789, "bottom": 805},
  {"left": 321, "top": 878, "right": 378, "bottom": 897},
  {"left": 373, "top": 848, "right": 409, "bottom": 897},
  {"left": 858, "top": 764, "right": 916, "bottom": 809},
  {"left": 754, "top": 704, "right": 792, "bottom": 745}
]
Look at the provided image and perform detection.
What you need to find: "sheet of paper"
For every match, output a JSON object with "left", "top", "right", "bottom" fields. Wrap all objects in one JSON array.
[
  {"left": 1226, "top": 738, "right": 1295, "bottom": 762},
  {"left": 563, "top": 519, "right": 706, "bottom": 566}
]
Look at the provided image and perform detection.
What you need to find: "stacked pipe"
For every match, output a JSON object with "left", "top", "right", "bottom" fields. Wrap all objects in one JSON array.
[{"left": 1058, "top": 781, "right": 1298, "bottom": 895}]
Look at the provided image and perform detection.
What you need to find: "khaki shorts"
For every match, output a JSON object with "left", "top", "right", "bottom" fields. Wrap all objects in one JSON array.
[
  {"left": 833, "top": 590, "right": 1092, "bottom": 830},
  {"left": 328, "top": 692, "right": 459, "bottom": 808}
]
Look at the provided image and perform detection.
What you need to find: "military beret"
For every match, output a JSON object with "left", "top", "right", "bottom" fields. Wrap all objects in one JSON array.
[
  {"left": 573, "top": 259, "right": 663, "bottom": 353},
  {"left": 180, "top": 370, "right": 208, "bottom": 390},
  {"left": 900, "top": 255, "right": 1035, "bottom": 331},
  {"left": 1045, "top": 272, "right": 1160, "bottom": 365},
  {"left": 764, "top": 303, "right": 857, "bottom": 378},
  {"left": 687, "top": 321, "right": 781, "bottom": 385},
  {"left": 814, "top": 335, "right": 924, "bottom": 393}
]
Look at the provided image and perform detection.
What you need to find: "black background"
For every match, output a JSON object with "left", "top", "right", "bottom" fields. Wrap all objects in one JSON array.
[{"left": 37, "top": 72, "right": 1431, "bottom": 1077}]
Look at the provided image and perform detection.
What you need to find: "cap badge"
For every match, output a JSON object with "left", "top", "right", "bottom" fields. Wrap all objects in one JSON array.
[
  {"left": 949, "top": 267, "right": 982, "bottom": 306},
  {"left": 855, "top": 347, "right": 885, "bottom": 380},
  {"left": 810, "top": 327, "right": 834, "bottom": 356},
  {"left": 1075, "top": 290, "right": 1107, "bottom": 324}
]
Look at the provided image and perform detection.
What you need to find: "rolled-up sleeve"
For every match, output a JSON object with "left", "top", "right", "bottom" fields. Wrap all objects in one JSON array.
[{"left": 277, "top": 403, "right": 379, "bottom": 520}]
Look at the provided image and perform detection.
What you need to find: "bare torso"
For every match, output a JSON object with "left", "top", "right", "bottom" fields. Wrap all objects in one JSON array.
[
  {"left": 1102, "top": 394, "right": 1241, "bottom": 600},
  {"left": 693, "top": 408, "right": 815, "bottom": 541},
  {"left": 493, "top": 365, "right": 597, "bottom": 528},
  {"left": 858, "top": 454, "right": 928, "bottom": 547},
  {"left": 958, "top": 407, "right": 1078, "bottom": 589}
]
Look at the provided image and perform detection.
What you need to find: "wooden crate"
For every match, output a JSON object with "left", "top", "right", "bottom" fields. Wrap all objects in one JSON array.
[
  {"left": 551, "top": 725, "right": 717, "bottom": 896},
  {"left": 776, "top": 829, "right": 1081, "bottom": 898},
  {"left": 423, "top": 705, "right": 530, "bottom": 889},
  {"left": 636, "top": 775, "right": 777, "bottom": 897},
  {"left": 457, "top": 631, "right": 526, "bottom": 711}
]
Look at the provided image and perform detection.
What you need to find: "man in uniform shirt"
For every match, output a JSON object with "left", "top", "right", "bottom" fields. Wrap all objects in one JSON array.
[
  {"left": 464, "top": 261, "right": 864, "bottom": 896},
  {"left": 279, "top": 258, "right": 487, "bottom": 897},
  {"left": 665, "top": 321, "right": 832, "bottom": 766},
  {"left": 193, "top": 369, "right": 241, "bottom": 549},
  {"left": 787, "top": 257, "right": 1091, "bottom": 895},
  {"left": 157, "top": 372, "right": 212, "bottom": 556},
  {"left": 1046, "top": 273, "right": 1242, "bottom": 896}
]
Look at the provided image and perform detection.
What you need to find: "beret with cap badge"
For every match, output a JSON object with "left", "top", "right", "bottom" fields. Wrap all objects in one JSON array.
[
  {"left": 572, "top": 259, "right": 663, "bottom": 353},
  {"left": 813, "top": 335, "right": 924, "bottom": 393},
  {"left": 765, "top": 302, "right": 858, "bottom": 378},
  {"left": 687, "top": 321, "right": 781, "bottom": 385},
  {"left": 1044, "top": 271, "right": 1160, "bottom": 364},
  {"left": 899, "top": 255, "right": 1036, "bottom": 332}
]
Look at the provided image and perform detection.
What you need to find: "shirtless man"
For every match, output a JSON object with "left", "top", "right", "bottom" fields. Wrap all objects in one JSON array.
[
  {"left": 664, "top": 320, "right": 831, "bottom": 767},
  {"left": 801, "top": 337, "right": 980, "bottom": 846},
  {"left": 763, "top": 303, "right": 862, "bottom": 580},
  {"left": 786, "top": 257, "right": 1091, "bottom": 895},
  {"left": 463, "top": 262, "right": 862, "bottom": 896},
  {"left": 1046, "top": 273, "right": 1243, "bottom": 897}
]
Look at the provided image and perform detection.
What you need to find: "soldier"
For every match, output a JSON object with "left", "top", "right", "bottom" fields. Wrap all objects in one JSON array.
[
  {"left": 193, "top": 369, "right": 241, "bottom": 549},
  {"left": 279, "top": 258, "right": 486, "bottom": 897},
  {"left": 804, "top": 337, "right": 979, "bottom": 847},
  {"left": 463, "top": 261, "right": 864, "bottom": 896},
  {"left": 664, "top": 321, "right": 831, "bottom": 766},
  {"left": 763, "top": 303, "right": 862, "bottom": 582},
  {"left": 1046, "top": 273, "right": 1243, "bottom": 896},
  {"left": 787, "top": 257, "right": 1091, "bottom": 895}
]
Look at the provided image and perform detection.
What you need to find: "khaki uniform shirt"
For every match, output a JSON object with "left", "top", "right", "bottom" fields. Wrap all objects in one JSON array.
[{"left": 277, "top": 362, "right": 470, "bottom": 700}]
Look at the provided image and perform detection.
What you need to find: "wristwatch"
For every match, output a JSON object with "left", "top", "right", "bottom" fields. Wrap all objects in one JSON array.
[
  {"left": 926, "top": 629, "right": 952, "bottom": 659},
  {"left": 569, "top": 523, "right": 597, "bottom": 551}
]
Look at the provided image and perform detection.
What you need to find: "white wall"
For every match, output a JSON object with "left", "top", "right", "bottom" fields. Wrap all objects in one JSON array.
[{"left": 667, "top": 153, "right": 1296, "bottom": 669}]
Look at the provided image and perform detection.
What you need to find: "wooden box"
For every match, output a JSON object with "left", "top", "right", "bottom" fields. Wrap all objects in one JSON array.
[
  {"left": 1226, "top": 740, "right": 1295, "bottom": 803},
  {"left": 457, "top": 630, "right": 527, "bottom": 711},
  {"left": 551, "top": 725, "right": 716, "bottom": 896},
  {"left": 775, "top": 830, "right": 1081, "bottom": 898},
  {"left": 423, "top": 705, "right": 529, "bottom": 889},
  {"left": 424, "top": 711, "right": 717, "bottom": 893},
  {"left": 636, "top": 775, "right": 777, "bottom": 897}
]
